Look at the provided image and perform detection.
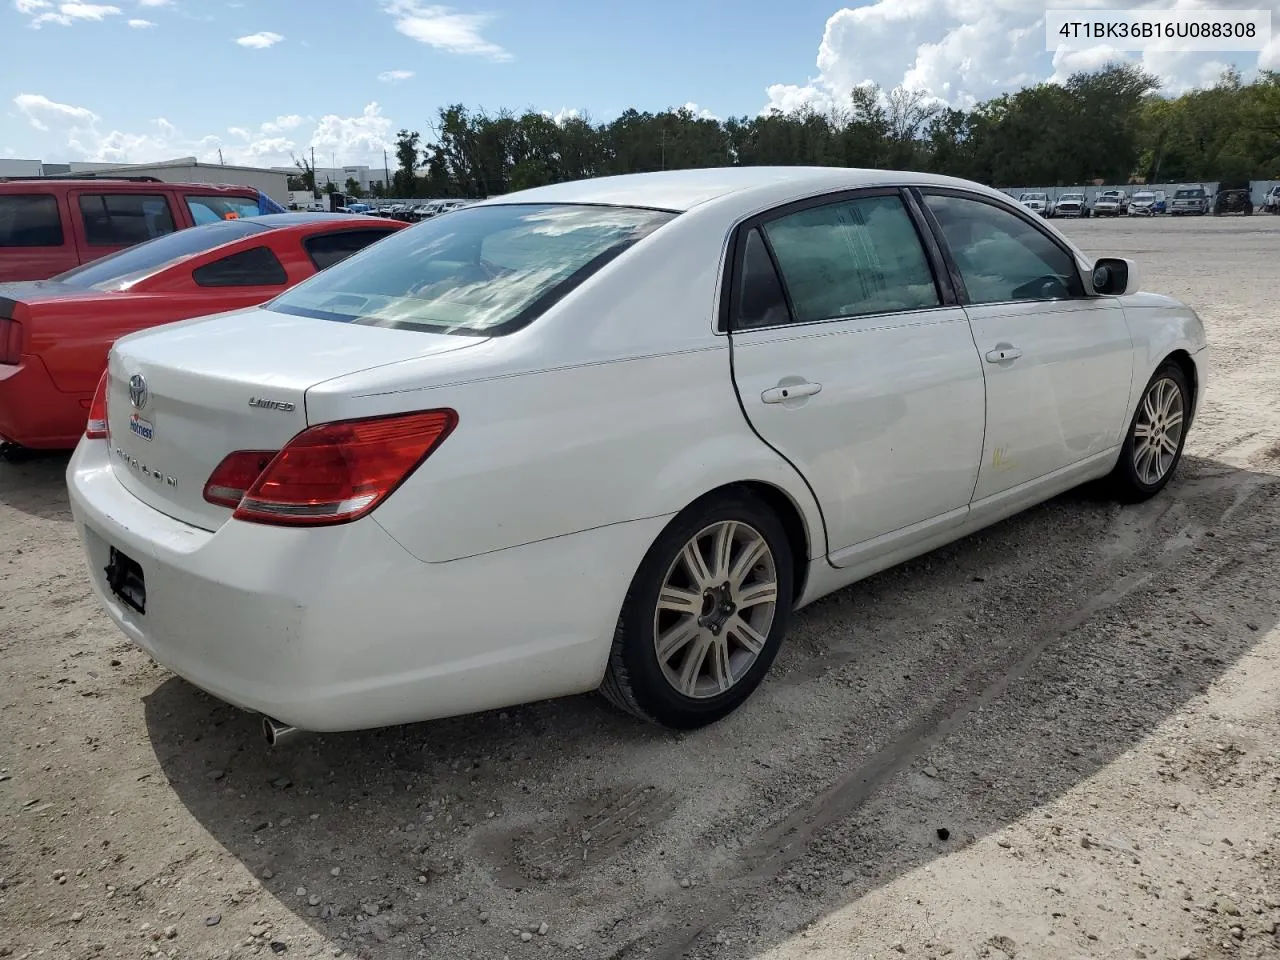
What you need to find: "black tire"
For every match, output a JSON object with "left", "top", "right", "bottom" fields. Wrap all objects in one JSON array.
[
  {"left": 600, "top": 488, "right": 794, "bottom": 729},
  {"left": 1107, "top": 362, "right": 1191, "bottom": 503}
]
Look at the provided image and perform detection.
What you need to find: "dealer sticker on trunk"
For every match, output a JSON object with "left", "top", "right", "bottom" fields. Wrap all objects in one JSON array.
[{"left": 129, "top": 413, "right": 154, "bottom": 442}]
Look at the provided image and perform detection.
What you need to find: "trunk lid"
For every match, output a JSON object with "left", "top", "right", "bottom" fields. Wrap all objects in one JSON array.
[{"left": 105, "top": 305, "right": 487, "bottom": 530}]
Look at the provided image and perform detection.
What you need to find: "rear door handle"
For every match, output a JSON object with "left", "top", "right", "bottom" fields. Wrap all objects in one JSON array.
[
  {"left": 985, "top": 345, "right": 1023, "bottom": 363},
  {"left": 761, "top": 381, "right": 822, "bottom": 404}
]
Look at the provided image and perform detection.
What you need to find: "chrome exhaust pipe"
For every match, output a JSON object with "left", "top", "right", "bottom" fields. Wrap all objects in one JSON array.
[{"left": 262, "top": 715, "right": 300, "bottom": 747}]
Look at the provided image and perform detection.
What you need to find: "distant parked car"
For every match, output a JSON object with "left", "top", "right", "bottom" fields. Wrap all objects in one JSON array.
[
  {"left": 0, "top": 213, "right": 403, "bottom": 452},
  {"left": 1212, "top": 187, "right": 1253, "bottom": 216},
  {"left": 1054, "top": 192, "right": 1091, "bottom": 218},
  {"left": 0, "top": 177, "right": 287, "bottom": 282},
  {"left": 1018, "top": 192, "right": 1053, "bottom": 217},
  {"left": 65, "top": 166, "right": 1208, "bottom": 738},
  {"left": 1093, "top": 190, "right": 1129, "bottom": 217},
  {"left": 1265, "top": 185, "right": 1280, "bottom": 214},
  {"left": 1128, "top": 191, "right": 1166, "bottom": 216},
  {"left": 1170, "top": 186, "right": 1209, "bottom": 216}
]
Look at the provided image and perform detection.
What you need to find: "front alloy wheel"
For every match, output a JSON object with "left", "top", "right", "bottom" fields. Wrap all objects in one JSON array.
[
  {"left": 600, "top": 490, "right": 794, "bottom": 728},
  {"left": 1108, "top": 362, "right": 1191, "bottom": 502}
]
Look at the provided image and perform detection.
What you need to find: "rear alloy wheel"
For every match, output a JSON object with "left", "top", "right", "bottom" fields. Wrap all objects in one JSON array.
[
  {"left": 600, "top": 491, "right": 793, "bottom": 728},
  {"left": 1108, "top": 362, "right": 1191, "bottom": 502}
]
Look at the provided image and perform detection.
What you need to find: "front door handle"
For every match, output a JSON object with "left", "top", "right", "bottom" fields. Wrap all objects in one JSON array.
[
  {"left": 762, "top": 380, "right": 822, "bottom": 404},
  {"left": 985, "top": 345, "right": 1023, "bottom": 363}
]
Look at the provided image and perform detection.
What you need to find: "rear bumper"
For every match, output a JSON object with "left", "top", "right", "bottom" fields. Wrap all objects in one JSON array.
[
  {"left": 67, "top": 438, "right": 667, "bottom": 731},
  {"left": 0, "top": 355, "right": 88, "bottom": 449}
]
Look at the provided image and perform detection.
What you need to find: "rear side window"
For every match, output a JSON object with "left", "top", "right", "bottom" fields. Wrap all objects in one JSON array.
[
  {"left": 79, "top": 193, "right": 176, "bottom": 246},
  {"left": 268, "top": 203, "right": 677, "bottom": 337},
  {"left": 192, "top": 246, "right": 288, "bottom": 287},
  {"left": 732, "top": 228, "right": 791, "bottom": 329},
  {"left": 0, "top": 195, "right": 63, "bottom": 247},
  {"left": 187, "top": 195, "right": 261, "bottom": 225},
  {"left": 760, "top": 194, "right": 941, "bottom": 323},
  {"left": 303, "top": 229, "right": 396, "bottom": 271}
]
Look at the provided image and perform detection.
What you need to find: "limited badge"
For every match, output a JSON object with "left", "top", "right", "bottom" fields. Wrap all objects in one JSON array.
[{"left": 128, "top": 413, "right": 154, "bottom": 442}]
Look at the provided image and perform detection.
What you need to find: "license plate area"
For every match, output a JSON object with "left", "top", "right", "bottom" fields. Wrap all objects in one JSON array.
[{"left": 105, "top": 546, "right": 146, "bottom": 615}]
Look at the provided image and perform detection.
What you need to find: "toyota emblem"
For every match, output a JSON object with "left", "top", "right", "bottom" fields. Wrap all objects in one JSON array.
[{"left": 128, "top": 374, "right": 148, "bottom": 410}]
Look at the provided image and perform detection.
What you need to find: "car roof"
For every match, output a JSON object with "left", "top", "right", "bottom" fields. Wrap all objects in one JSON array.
[{"left": 469, "top": 166, "right": 1005, "bottom": 213}]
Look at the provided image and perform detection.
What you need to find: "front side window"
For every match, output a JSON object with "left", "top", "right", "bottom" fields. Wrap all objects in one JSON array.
[
  {"left": 759, "top": 194, "right": 940, "bottom": 324},
  {"left": 924, "top": 193, "right": 1084, "bottom": 305},
  {"left": 268, "top": 203, "right": 677, "bottom": 337},
  {"left": 187, "top": 195, "right": 261, "bottom": 225},
  {"left": 303, "top": 229, "right": 398, "bottom": 271},
  {"left": 0, "top": 194, "right": 63, "bottom": 247},
  {"left": 79, "top": 193, "right": 176, "bottom": 246}
]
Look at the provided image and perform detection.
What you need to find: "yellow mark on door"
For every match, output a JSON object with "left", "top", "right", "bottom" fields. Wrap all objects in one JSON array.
[{"left": 993, "top": 447, "right": 1016, "bottom": 471}]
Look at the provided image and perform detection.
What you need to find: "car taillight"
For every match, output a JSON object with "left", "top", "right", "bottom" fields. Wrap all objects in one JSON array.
[
  {"left": 0, "top": 318, "right": 22, "bottom": 365},
  {"left": 85, "top": 371, "right": 110, "bottom": 440},
  {"left": 206, "top": 409, "right": 457, "bottom": 527},
  {"left": 203, "top": 450, "right": 280, "bottom": 508}
]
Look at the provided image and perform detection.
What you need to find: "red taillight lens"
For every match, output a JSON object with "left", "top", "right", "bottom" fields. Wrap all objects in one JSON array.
[
  {"left": 0, "top": 318, "right": 22, "bottom": 365},
  {"left": 85, "top": 371, "right": 110, "bottom": 440},
  {"left": 211, "top": 409, "right": 457, "bottom": 527},
  {"left": 203, "top": 450, "right": 280, "bottom": 508}
]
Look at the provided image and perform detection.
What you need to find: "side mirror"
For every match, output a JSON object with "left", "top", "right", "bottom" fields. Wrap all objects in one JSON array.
[{"left": 1091, "top": 257, "right": 1137, "bottom": 296}]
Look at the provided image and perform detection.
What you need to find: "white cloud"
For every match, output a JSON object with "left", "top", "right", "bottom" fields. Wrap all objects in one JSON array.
[
  {"left": 17, "top": 1, "right": 123, "bottom": 27},
  {"left": 12, "top": 93, "right": 395, "bottom": 168},
  {"left": 764, "top": 0, "right": 1280, "bottom": 114},
  {"left": 137, "top": 0, "right": 171, "bottom": 5},
  {"left": 539, "top": 107, "right": 581, "bottom": 126},
  {"left": 680, "top": 102, "right": 719, "bottom": 121},
  {"left": 378, "top": 69, "right": 415, "bottom": 82},
  {"left": 14, "top": 93, "right": 100, "bottom": 131},
  {"left": 235, "top": 30, "right": 283, "bottom": 48},
  {"left": 382, "top": 1, "right": 511, "bottom": 61},
  {"left": 127, "top": 17, "right": 154, "bottom": 27}
]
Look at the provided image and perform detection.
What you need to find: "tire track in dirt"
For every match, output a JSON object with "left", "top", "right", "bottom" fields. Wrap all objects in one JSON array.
[{"left": 602, "top": 473, "right": 1280, "bottom": 959}]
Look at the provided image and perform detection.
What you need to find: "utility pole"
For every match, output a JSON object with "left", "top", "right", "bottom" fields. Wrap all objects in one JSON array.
[
  {"left": 384, "top": 149, "right": 390, "bottom": 194},
  {"left": 217, "top": 148, "right": 224, "bottom": 165},
  {"left": 310, "top": 146, "right": 317, "bottom": 198}
]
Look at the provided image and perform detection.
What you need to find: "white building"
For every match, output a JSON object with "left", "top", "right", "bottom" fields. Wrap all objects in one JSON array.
[{"left": 273, "top": 164, "right": 387, "bottom": 194}]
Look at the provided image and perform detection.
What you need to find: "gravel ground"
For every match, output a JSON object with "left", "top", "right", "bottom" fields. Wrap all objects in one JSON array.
[{"left": 1, "top": 214, "right": 1278, "bottom": 960}]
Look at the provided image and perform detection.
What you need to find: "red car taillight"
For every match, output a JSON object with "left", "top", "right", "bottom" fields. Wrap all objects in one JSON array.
[
  {"left": 0, "top": 318, "right": 22, "bottom": 365},
  {"left": 85, "top": 371, "right": 110, "bottom": 440},
  {"left": 203, "top": 409, "right": 457, "bottom": 527}
]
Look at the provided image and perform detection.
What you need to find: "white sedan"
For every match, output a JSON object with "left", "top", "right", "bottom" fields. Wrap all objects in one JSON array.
[{"left": 67, "top": 167, "right": 1208, "bottom": 741}]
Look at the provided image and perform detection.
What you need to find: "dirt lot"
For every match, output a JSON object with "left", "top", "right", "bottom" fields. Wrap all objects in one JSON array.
[{"left": 2, "top": 214, "right": 1279, "bottom": 960}]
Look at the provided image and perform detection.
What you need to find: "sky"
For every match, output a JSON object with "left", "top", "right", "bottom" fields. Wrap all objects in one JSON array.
[{"left": 4, "top": 0, "right": 1279, "bottom": 169}]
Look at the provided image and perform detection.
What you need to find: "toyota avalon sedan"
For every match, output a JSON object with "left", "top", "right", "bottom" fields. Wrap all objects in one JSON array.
[{"left": 66, "top": 167, "right": 1209, "bottom": 739}]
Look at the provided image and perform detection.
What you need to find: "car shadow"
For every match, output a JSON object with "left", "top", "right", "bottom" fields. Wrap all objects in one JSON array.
[
  {"left": 0, "top": 449, "right": 73, "bottom": 521},
  {"left": 136, "top": 452, "right": 1278, "bottom": 959}
]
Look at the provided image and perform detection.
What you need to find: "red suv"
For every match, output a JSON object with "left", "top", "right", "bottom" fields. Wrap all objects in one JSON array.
[{"left": 0, "top": 177, "right": 287, "bottom": 282}]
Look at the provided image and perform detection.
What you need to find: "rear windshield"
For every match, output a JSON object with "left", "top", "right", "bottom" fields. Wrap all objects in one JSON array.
[
  {"left": 267, "top": 203, "right": 677, "bottom": 337},
  {"left": 1060, "top": 195, "right": 1083, "bottom": 201},
  {"left": 1020, "top": 194, "right": 1046, "bottom": 200},
  {"left": 1175, "top": 189, "right": 1205, "bottom": 198},
  {"left": 52, "top": 218, "right": 270, "bottom": 291}
]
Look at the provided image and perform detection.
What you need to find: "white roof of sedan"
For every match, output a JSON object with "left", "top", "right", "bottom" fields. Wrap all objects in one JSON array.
[{"left": 473, "top": 166, "right": 996, "bottom": 213}]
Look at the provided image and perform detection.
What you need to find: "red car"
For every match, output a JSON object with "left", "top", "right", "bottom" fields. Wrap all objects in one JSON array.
[{"left": 0, "top": 212, "right": 404, "bottom": 452}]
